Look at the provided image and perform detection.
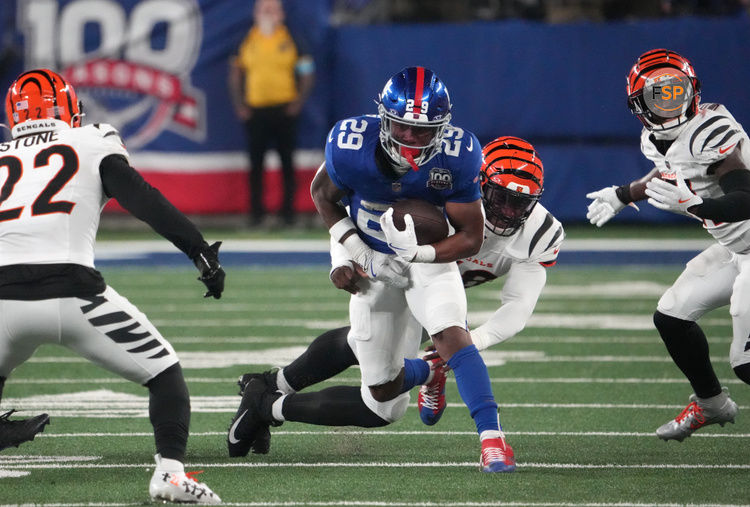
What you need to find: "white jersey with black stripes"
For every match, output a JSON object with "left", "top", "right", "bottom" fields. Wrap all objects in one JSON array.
[
  {"left": 0, "top": 122, "right": 128, "bottom": 267},
  {"left": 640, "top": 103, "right": 750, "bottom": 253},
  {"left": 457, "top": 203, "right": 563, "bottom": 350},
  {"left": 458, "top": 203, "right": 564, "bottom": 288}
]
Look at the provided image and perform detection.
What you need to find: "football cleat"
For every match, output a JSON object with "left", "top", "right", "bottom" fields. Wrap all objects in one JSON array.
[
  {"left": 0, "top": 409, "right": 50, "bottom": 452},
  {"left": 149, "top": 454, "right": 220, "bottom": 504},
  {"left": 656, "top": 388, "right": 738, "bottom": 442},
  {"left": 417, "top": 359, "right": 447, "bottom": 425},
  {"left": 227, "top": 376, "right": 280, "bottom": 457},
  {"left": 237, "top": 370, "right": 278, "bottom": 396},
  {"left": 480, "top": 437, "right": 516, "bottom": 473},
  {"left": 235, "top": 371, "right": 279, "bottom": 455}
]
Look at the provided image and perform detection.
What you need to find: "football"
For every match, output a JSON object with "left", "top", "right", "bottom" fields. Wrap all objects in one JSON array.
[{"left": 390, "top": 199, "right": 449, "bottom": 245}]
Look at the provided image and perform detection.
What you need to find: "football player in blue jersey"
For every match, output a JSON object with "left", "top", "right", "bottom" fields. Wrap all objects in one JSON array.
[{"left": 227, "top": 66, "right": 515, "bottom": 473}]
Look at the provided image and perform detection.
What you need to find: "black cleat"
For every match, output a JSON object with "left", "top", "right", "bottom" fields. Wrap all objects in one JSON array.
[
  {"left": 237, "top": 370, "right": 278, "bottom": 396},
  {"left": 227, "top": 376, "right": 280, "bottom": 457},
  {"left": 0, "top": 410, "right": 50, "bottom": 452},
  {"left": 236, "top": 371, "right": 278, "bottom": 454},
  {"left": 251, "top": 425, "right": 271, "bottom": 455}
]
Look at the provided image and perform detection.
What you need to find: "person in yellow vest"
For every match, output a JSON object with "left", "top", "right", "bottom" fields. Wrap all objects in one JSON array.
[{"left": 229, "top": 0, "right": 315, "bottom": 227}]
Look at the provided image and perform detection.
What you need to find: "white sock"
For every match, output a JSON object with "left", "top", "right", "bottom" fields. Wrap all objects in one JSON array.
[
  {"left": 697, "top": 388, "right": 729, "bottom": 410},
  {"left": 276, "top": 368, "right": 296, "bottom": 395},
  {"left": 155, "top": 454, "right": 184, "bottom": 473},
  {"left": 479, "top": 430, "right": 505, "bottom": 441},
  {"left": 272, "top": 394, "right": 288, "bottom": 422}
]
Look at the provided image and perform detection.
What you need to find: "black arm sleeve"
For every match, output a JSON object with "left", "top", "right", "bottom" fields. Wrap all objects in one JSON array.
[
  {"left": 689, "top": 169, "right": 750, "bottom": 222},
  {"left": 99, "top": 154, "right": 207, "bottom": 259}
]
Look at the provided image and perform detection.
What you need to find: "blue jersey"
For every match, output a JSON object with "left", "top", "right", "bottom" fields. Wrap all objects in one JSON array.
[{"left": 325, "top": 115, "right": 482, "bottom": 253}]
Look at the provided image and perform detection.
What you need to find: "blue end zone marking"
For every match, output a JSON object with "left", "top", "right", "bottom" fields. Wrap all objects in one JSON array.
[{"left": 95, "top": 250, "right": 697, "bottom": 267}]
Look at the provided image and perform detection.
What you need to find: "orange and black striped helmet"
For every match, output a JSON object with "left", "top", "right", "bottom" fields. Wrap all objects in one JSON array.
[
  {"left": 626, "top": 49, "right": 700, "bottom": 132},
  {"left": 480, "top": 136, "right": 543, "bottom": 237},
  {"left": 5, "top": 69, "right": 82, "bottom": 133}
]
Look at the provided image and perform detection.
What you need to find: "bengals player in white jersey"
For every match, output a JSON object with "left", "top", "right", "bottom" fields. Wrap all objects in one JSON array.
[
  {"left": 0, "top": 69, "right": 222, "bottom": 503},
  {"left": 229, "top": 136, "right": 563, "bottom": 455},
  {"left": 586, "top": 49, "right": 750, "bottom": 442}
]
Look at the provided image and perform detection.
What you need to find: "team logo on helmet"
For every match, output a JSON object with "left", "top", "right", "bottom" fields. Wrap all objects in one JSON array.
[{"left": 480, "top": 136, "right": 543, "bottom": 237}]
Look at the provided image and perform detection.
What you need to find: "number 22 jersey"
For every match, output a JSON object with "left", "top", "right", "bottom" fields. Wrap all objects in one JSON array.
[{"left": 0, "top": 123, "right": 128, "bottom": 268}]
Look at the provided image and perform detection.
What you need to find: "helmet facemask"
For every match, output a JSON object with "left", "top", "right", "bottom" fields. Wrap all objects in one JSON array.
[
  {"left": 378, "top": 103, "right": 449, "bottom": 170},
  {"left": 377, "top": 66, "right": 452, "bottom": 171},
  {"left": 482, "top": 176, "right": 542, "bottom": 236}
]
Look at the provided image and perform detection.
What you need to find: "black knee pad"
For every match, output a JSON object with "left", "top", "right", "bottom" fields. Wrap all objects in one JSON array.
[{"left": 733, "top": 363, "right": 750, "bottom": 385}]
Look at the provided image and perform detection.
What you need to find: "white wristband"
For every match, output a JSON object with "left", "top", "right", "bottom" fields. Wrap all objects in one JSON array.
[
  {"left": 342, "top": 232, "right": 372, "bottom": 267},
  {"left": 329, "top": 216, "right": 356, "bottom": 243},
  {"left": 329, "top": 235, "right": 354, "bottom": 280},
  {"left": 412, "top": 245, "right": 436, "bottom": 263}
]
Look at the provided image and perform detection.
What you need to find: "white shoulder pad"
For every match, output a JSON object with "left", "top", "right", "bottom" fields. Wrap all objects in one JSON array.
[
  {"left": 505, "top": 204, "right": 564, "bottom": 264},
  {"left": 686, "top": 104, "right": 746, "bottom": 164},
  {"left": 91, "top": 123, "right": 125, "bottom": 141},
  {"left": 85, "top": 123, "right": 130, "bottom": 161}
]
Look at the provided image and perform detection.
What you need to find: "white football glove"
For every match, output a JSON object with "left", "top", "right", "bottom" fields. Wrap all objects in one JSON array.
[
  {"left": 340, "top": 232, "right": 408, "bottom": 288},
  {"left": 645, "top": 172, "right": 703, "bottom": 217},
  {"left": 379, "top": 208, "right": 435, "bottom": 263},
  {"left": 585, "top": 185, "right": 632, "bottom": 227},
  {"left": 366, "top": 251, "right": 409, "bottom": 288}
]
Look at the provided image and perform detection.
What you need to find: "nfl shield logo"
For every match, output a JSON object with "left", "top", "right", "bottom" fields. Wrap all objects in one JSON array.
[{"left": 392, "top": 182, "right": 402, "bottom": 192}]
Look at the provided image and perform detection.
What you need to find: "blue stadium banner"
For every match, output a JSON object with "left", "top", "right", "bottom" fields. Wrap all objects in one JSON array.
[{"left": 3, "top": 0, "right": 330, "bottom": 214}]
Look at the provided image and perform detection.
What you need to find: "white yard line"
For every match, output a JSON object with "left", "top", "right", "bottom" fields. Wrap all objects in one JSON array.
[
  {"left": 10, "top": 376, "right": 746, "bottom": 385},
  {"left": 34, "top": 430, "right": 750, "bottom": 439},
  {"left": 24, "top": 353, "right": 733, "bottom": 365},
  {"left": 0, "top": 503, "right": 747, "bottom": 507},
  {"left": 1, "top": 461, "right": 748, "bottom": 471}
]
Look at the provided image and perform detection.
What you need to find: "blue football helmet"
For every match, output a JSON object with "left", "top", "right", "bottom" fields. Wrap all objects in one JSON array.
[{"left": 377, "top": 66, "right": 452, "bottom": 170}]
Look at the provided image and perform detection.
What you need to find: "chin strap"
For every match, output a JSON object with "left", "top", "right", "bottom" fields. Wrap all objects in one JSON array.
[{"left": 401, "top": 147, "right": 421, "bottom": 171}]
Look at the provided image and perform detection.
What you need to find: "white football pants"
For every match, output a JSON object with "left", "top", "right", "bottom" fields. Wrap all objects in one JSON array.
[
  {"left": 657, "top": 243, "right": 750, "bottom": 368},
  {"left": 0, "top": 286, "right": 179, "bottom": 383}
]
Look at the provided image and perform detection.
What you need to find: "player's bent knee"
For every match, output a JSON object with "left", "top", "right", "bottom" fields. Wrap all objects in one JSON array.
[
  {"left": 368, "top": 379, "right": 402, "bottom": 403},
  {"left": 653, "top": 310, "right": 692, "bottom": 342},
  {"left": 147, "top": 364, "right": 189, "bottom": 402},
  {"left": 732, "top": 363, "right": 750, "bottom": 385},
  {"left": 361, "top": 387, "right": 409, "bottom": 423}
]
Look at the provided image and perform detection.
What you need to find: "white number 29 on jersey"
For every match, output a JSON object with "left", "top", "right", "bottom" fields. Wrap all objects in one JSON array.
[
  {"left": 336, "top": 118, "right": 369, "bottom": 151},
  {"left": 442, "top": 126, "right": 465, "bottom": 157}
]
